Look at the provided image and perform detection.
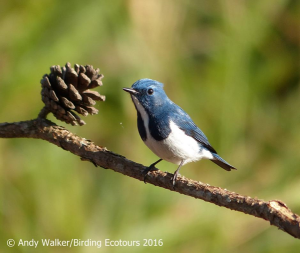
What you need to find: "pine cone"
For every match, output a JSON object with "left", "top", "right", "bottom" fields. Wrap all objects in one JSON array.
[{"left": 41, "top": 62, "right": 105, "bottom": 126}]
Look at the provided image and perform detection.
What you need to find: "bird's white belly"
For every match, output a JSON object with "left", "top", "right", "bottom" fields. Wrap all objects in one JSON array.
[
  {"left": 131, "top": 95, "right": 213, "bottom": 165},
  {"left": 145, "top": 121, "right": 213, "bottom": 165}
]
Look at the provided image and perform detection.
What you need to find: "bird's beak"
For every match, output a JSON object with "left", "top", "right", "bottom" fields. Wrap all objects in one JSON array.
[{"left": 123, "top": 88, "right": 138, "bottom": 95}]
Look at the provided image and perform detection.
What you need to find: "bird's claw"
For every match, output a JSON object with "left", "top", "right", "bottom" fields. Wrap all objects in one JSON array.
[
  {"left": 142, "top": 165, "right": 158, "bottom": 184},
  {"left": 171, "top": 175, "right": 177, "bottom": 189},
  {"left": 171, "top": 171, "right": 181, "bottom": 189}
]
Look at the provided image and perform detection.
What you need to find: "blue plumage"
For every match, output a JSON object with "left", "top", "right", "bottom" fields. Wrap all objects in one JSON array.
[{"left": 123, "top": 78, "right": 236, "bottom": 185}]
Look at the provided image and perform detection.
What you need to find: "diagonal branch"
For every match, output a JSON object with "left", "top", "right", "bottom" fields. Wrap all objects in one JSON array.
[{"left": 0, "top": 118, "right": 300, "bottom": 239}]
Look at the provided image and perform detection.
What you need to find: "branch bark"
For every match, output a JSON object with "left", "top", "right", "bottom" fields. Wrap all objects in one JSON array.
[{"left": 1, "top": 118, "right": 300, "bottom": 239}]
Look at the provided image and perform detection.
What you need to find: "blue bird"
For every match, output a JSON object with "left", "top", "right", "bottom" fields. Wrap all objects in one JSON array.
[{"left": 123, "top": 79, "right": 236, "bottom": 186}]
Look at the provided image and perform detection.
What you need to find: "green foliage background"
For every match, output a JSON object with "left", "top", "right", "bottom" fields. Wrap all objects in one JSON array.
[{"left": 0, "top": 0, "right": 299, "bottom": 252}]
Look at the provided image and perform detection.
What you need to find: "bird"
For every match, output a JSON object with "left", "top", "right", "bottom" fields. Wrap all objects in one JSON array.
[{"left": 123, "top": 78, "right": 236, "bottom": 186}]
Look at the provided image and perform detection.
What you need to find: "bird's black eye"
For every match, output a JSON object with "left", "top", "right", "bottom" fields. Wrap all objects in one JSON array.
[{"left": 147, "top": 88, "right": 154, "bottom": 95}]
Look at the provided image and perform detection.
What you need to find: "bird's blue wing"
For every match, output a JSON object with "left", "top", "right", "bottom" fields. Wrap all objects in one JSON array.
[{"left": 170, "top": 103, "right": 217, "bottom": 154}]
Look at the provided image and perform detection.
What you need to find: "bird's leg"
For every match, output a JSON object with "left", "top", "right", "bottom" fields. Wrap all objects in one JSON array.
[
  {"left": 142, "top": 159, "right": 163, "bottom": 184},
  {"left": 172, "top": 160, "right": 184, "bottom": 188}
]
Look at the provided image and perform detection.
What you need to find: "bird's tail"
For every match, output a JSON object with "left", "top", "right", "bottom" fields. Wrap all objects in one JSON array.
[{"left": 211, "top": 153, "right": 236, "bottom": 171}]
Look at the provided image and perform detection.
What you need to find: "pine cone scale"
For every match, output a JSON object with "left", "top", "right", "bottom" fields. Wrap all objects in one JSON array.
[
  {"left": 56, "top": 76, "right": 68, "bottom": 90},
  {"left": 83, "top": 90, "right": 105, "bottom": 101},
  {"left": 61, "top": 97, "right": 75, "bottom": 109},
  {"left": 49, "top": 90, "right": 59, "bottom": 102},
  {"left": 78, "top": 73, "right": 91, "bottom": 90},
  {"left": 69, "top": 84, "right": 82, "bottom": 101},
  {"left": 41, "top": 76, "right": 52, "bottom": 89}
]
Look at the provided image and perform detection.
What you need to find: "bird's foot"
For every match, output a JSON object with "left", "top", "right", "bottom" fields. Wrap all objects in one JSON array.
[
  {"left": 142, "top": 159, "right": 162, "bottom": 184},
  {"left": 142, "top": 165, "right": 158, "bottom": 184},
  {"left": 171, "top": 173, "right": 179, "bottom": 189},
  {"left": 171, "top": 170, "right": 182, "bottom": 189}
]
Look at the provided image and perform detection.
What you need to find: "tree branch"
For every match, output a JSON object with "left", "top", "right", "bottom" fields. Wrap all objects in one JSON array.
[{"left": 1, "top": 118, "right": 300, "bottom": 239}]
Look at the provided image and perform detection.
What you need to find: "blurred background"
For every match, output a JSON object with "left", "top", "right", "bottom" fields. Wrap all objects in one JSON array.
[{"left": 0, "top": 0, "right": 299, "bottom": 252}]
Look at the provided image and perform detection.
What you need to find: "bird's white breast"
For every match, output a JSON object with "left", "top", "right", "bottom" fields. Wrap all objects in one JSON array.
[{"left": 131, "top": 95, "right": 213, "bottom": 165}]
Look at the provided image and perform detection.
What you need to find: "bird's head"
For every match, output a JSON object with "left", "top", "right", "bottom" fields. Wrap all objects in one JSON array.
[{"left": 123, "top": 79, "right": 168, "bottom": 112}]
